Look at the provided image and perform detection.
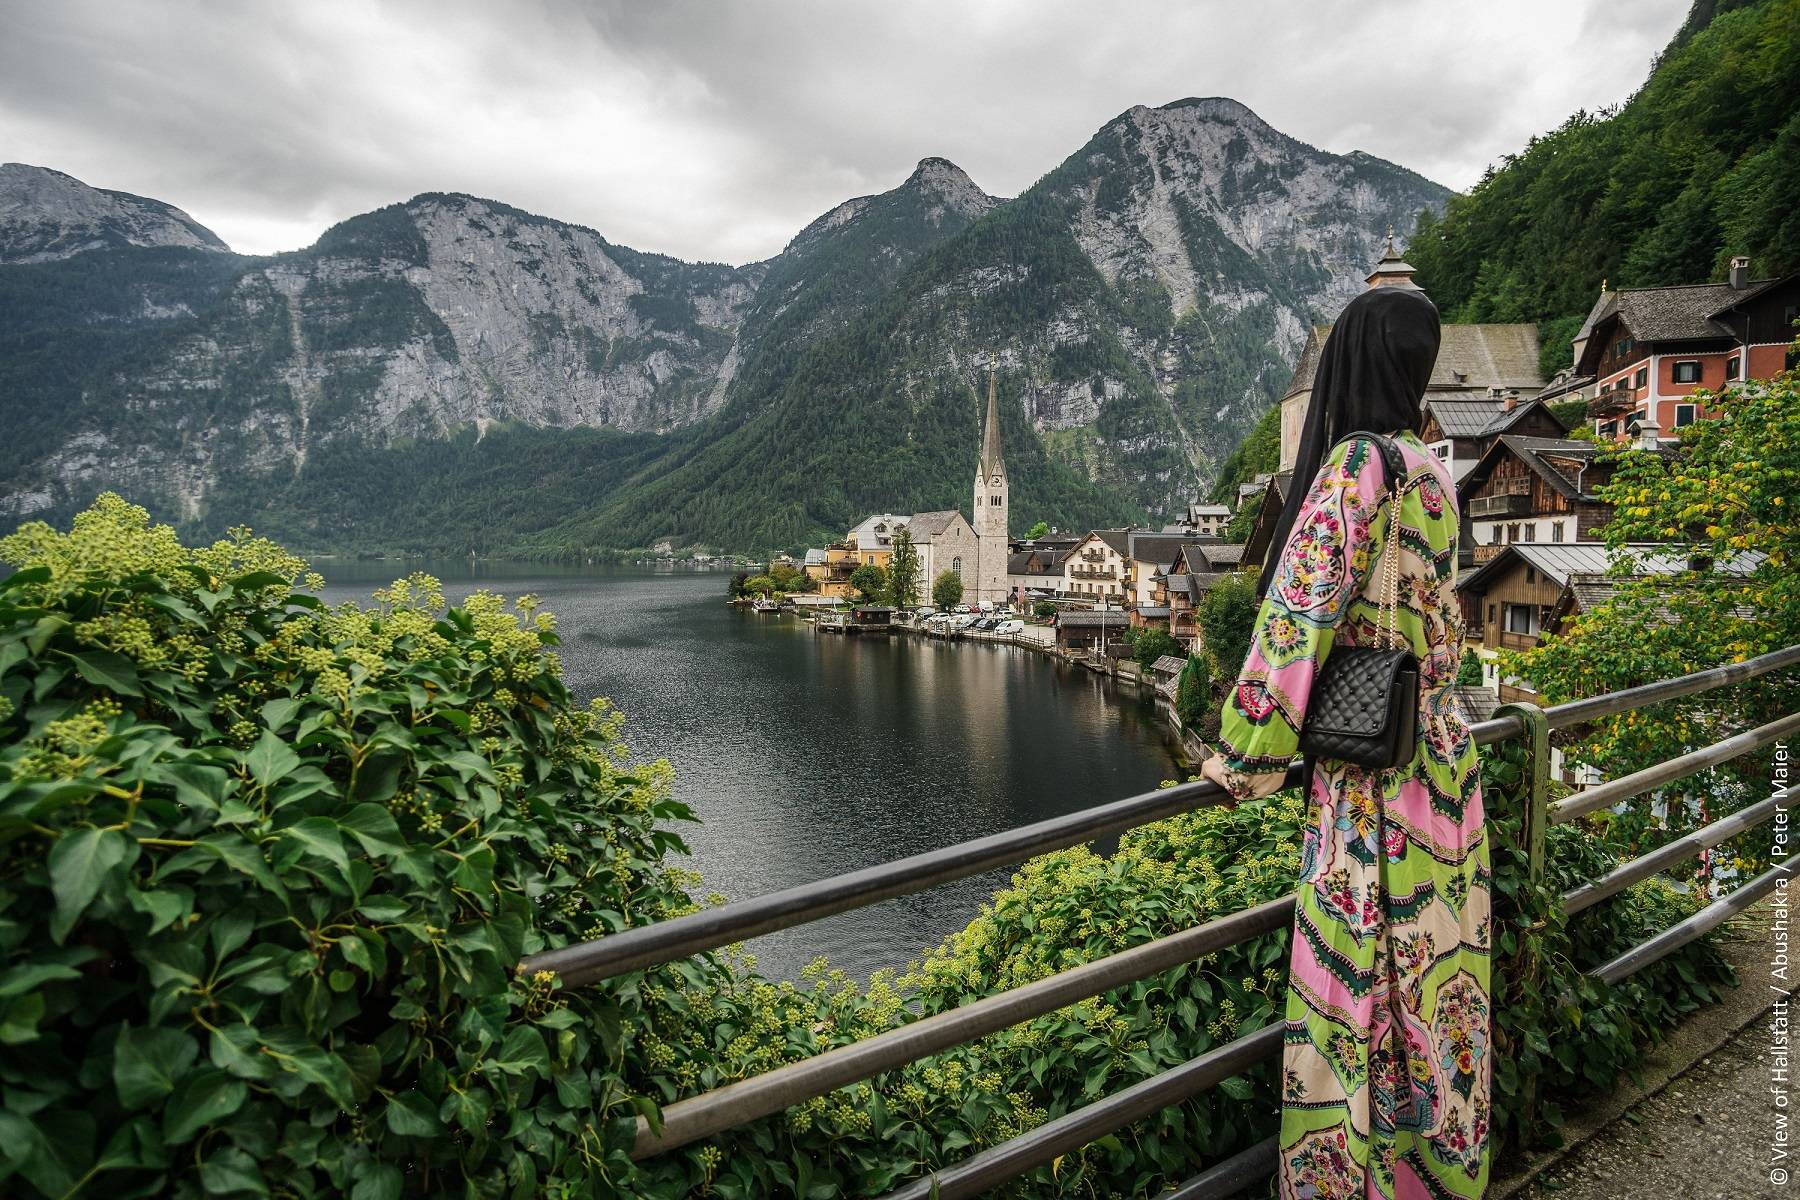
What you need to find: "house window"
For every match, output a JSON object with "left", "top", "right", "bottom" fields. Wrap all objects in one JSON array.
[
  {"left": 991, "top": 496, "right": 1002, "bottom": 505},
  {"left": 1525, "top": 566, "right": 1536, "bottom": 584},
  {"left": 1523, "top": 525, "right": 1536, "bottom": 543},
  {"left": 1672, "top": 361, "right": 1702, "bottom": 384},
  {"left": 1487, "top": 604, "right": 1496, "bottom": 626},
  {"left": 1726, "top": 356, "right": 1741, "bottom": 381},
  {"left": 1599, "top": 420, "right": 1617, "bottom": 437},
  {"left": 1552, "top": 521, "right": 1565, "bottom": 543},
  {"left": 1505, "top": 604, "right": 1538, "bottom": 636},
  {"left": 1634, "top": 367, "right": 1648, "bottom": 389},
  {"left": 1674, "top": 403, "right": 1696, "bottom": 428},
  {"left": 952, "top": 556, "right": 963, "bottom": 578}
]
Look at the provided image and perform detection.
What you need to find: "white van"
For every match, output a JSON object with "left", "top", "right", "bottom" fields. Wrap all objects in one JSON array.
[{"left": 996, "top": 619, "right": 1024, "bottom": 635}]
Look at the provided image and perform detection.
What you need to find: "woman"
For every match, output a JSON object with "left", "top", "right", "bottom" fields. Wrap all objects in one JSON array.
[{"left": 1200, "top": 285, "right": 1490, "bottom": 1199}]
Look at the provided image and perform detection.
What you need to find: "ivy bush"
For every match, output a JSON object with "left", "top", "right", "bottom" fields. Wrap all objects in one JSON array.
[{"left": 0, "top": 497, "right": 1739, "bottom": 1198}]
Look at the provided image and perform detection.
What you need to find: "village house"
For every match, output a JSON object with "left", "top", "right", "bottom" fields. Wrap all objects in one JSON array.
[
  {"left": 1457, "top": 434, "right": 1626, "bottom": 564},
  {"left": 1180, "top": 502, "right": 1231, "bottom": 537},
  {"left": 1062, "top": 529, "right": 1132, "bottom": 603},
  {"left": 1125, "top": 531, "right": 1192, "bottom": 608},
  {"left": 1148, "top": 540, "right": 1241, "bottom": 647},
  {"left": 1007, "top": 535, "right": 1079, "bottom": 602},
  {"left": 1418, "top": 390, "right": 1567, "bottom": 483},
  {"left": 1575, "top": 261, "right": 1800, "bottom": 442},
  {"left": 1053, "top": 609, "right": 1130, "bottom": 653}
]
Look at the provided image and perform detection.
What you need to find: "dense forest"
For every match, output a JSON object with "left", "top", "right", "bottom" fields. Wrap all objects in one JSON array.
[{"left": 1405, "top": 0, "right": 1800, "bottom": 376}]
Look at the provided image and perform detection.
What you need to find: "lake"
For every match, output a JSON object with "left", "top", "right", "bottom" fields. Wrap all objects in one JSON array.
[{"left": 316, "top": 562, "right": 1180, "bottom": 981}]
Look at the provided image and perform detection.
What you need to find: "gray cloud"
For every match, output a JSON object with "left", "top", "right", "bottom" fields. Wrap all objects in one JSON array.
[{"left": 0, "top": 0, "right": 1688, "bottom": 263}]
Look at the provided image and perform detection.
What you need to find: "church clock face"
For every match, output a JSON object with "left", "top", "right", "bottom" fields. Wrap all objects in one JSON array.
[{"left": 990, "top": 475, "right": 1004, "bottom": 487}]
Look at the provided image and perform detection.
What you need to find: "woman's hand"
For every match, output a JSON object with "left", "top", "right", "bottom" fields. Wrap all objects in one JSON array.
[{"left": 1199, "top": 754, "right": 1238, "bottom": 809}]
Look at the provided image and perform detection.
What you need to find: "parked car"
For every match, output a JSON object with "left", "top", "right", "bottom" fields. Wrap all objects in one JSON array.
[{"left": 996, "top": 619, "right": 1024, "bottom": 635}]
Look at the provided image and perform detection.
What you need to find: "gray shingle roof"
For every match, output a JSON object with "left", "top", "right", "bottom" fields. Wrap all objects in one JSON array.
[
  {"left": 1611, "top": 284, "right": 1745, "bottom": 342},
  {"left": 1135, "top": 606, "right": 1172, "bottom": 619},
  {"left": 1457, "top": 542, "right": 1766, "bottom": 594},
  {"left": 1193, "top": 543, "right": 1245, "bottom": 569},
  {"left": 1151, "top": 655, "right": 1187, "bottom": 674},
  {"left": 905, "top": 510, "right": 964, "bottom": 539},
  {"left": 1059, "top": 610, "right": 1131, "bottom": 628},
  {"left": 1127, "top": 532, "right": 1191, "bottom": 563},
  {"left": 1461, "top": 435, "right": 1606, "bottom": 504}
]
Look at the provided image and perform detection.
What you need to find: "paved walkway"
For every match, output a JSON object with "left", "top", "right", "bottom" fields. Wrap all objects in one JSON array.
[
  {"left": 1494, "top": 907, "right": 1793, "bottom": 1200},
  {"left": 1513, "top": 1015, "right": 1787, "bottom": 1199}
]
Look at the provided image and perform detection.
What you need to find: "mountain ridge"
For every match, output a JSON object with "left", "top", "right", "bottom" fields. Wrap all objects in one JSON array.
[{"left": 0, "top": 100, "right": 1449, "bottom": 553}]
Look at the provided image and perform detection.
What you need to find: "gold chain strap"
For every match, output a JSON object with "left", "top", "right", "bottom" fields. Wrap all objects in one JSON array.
[{"left": 1376, "top": 439, "right": 1409, "bottom": 652}]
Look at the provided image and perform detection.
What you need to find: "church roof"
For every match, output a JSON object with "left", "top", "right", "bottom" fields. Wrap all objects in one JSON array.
[
  {"left": 1364, "top": 231, "right": 1418, "bottom": 285},
  {"left": 905, "top": 511, "right": 965, "bottom": 540},
  {"left": 1283, "top": 324, "right": 1544, "bottom": 399}
]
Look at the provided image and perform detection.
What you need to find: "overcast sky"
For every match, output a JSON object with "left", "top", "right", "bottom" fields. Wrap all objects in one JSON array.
[{"left": 2, "top": 0, "right": 1690, "bottom": 265}]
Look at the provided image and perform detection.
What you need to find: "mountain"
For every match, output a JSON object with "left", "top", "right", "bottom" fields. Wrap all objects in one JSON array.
[
  {"left": 1406, "top": 0, "right": 1799, "bottom": 375},
  {"left": 0, "top": 101, "right": 1449, "bottom": 554},
  {"left": 0, "top": 163, "right": 231, "bottom": 263}
]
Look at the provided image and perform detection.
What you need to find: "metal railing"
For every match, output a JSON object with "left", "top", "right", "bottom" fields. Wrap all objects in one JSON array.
[{"left": 518, "top": 643, "right": 1800, "bottom": 1198}]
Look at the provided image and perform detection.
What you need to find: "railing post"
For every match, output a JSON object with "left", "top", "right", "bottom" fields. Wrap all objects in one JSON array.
[{"left": 1496, "top": 701, "right": 1549, "bottom": 887}]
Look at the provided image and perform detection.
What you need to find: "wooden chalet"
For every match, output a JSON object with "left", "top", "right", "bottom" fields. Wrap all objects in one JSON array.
[{"left": 1457, "top": 435, "right": 1619, "bottom": 564}]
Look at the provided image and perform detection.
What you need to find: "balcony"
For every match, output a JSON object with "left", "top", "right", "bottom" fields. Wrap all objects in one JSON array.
[
  {"left": 1471, "top": 544, "right": 1503, "bottom": 564},
  {"left": 1070, "top": 566, "right": 1117, "bottom": 580},
  {"left": 1499, "top": 630, "right": 1538, "bottom": 651},
  {"left": 1469, "top": 491, "right": 1532, "bottom": 519},
  {"left": 1587, "top": 387, "right": 1640, "bottom": 417}
]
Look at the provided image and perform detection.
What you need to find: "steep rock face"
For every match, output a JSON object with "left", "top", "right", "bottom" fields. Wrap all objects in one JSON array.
[
  {"left": 603, "top": 97, "right": 1449, "bottom": 544},
  {"left": 0, "top": 163, "right": 231, "bottom": 263},
  {"left": 4, "top": 191, "right": 762, "bottom": 520}
]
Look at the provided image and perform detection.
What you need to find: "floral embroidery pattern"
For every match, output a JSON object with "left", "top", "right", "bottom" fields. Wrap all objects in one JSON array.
[{"left": 1216, "top": 433, "right": 1490, "bottom": 1200}]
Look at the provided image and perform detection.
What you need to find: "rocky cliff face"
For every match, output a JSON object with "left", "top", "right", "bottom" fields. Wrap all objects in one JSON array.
[
  {"left": 0, "top": 101, "right": 1450, "bottom": 550},
  {"left": 0, "top": 163, "right": 232, "bottom": 263}
]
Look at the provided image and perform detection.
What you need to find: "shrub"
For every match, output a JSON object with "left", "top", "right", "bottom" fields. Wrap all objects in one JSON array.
[
  {"left": 1175, "top": 654, "right": 1211, "bottom": 730},
  {"left": 1194, "top": 571, "right": 1259, "bottom": 680},
  {"left": 932, "top": 569, "right": 964, "bottom": 610},
  {"left": 1132, "top": 629, "right": 1179, "bottom": 672},
  {"left": 1457, "top": 648, "right": 1485, "bottom": 685},
  {"left": 1033, "top": 601, "right": 1057, "bottom": 621},
  {"left": 0, "top": 495, "right": 721, "bottom": 1198}
]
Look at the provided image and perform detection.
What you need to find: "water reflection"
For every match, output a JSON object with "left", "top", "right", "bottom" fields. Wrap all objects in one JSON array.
[{"left": 316, "top": 562, "right": 1178, "bottom": 980}]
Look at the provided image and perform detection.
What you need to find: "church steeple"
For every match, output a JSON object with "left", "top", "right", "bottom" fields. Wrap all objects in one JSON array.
[{"left": 979, "top": 370, "right": 1005, "bottom": 480}]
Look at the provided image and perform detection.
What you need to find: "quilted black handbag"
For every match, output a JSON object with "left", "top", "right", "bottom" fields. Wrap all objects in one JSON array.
[{"left": 1297, "top": 432, "right": 1419, "bottom": 771}]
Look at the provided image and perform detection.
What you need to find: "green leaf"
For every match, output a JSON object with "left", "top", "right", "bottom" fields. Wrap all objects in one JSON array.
[
  {"left": 0, "top": 961, "right": 81, "bottom": 998},
  {"left": 243, "top": 730, "right": 300, "bottom": 789},
  {"left": 67, "top": 649, "right": 144, "bottom": 697},
  {"left": 162, "top": 1069, "right": 248, "bottom": 1144},
  {"left": 280, "top": 816, "right": 350, "bottom": 876},
  {"left": 260, "top": 696, "right": 301, "bottom": 732},
  {"left": 495, "top": 1025, "right": 551, "bottom": 1077},
  {"left": 341, "top": 803, "right": 406, "bottom": 858},
  {"left": 48, "top": 826, "right": 128, "bottom": 941},
  {"left": 350, "top": 1163, "right": 402, "bottom": 1200},
  {"left": 385, "top": 1089, "right": 443, "bottom": 1137},
  {"left": 200, "top": 1145, "right": 269, "bottom": 1196},
  {"left": 114, "top": 1025, "right": 201, "bottom": 1108},
  {"left": 0, "top": 991, "right": 45, "bottom": 1043}
]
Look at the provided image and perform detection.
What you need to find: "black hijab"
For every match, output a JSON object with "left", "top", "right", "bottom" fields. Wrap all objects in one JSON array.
[{"left": 1255, "top": 286, "right": 1442, "bottom": 596}]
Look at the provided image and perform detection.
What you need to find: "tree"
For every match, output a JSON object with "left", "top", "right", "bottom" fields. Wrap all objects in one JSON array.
[
  {"left": 1033, "top": 600, "right": 1058, "bottom": 620},
  {"left": 1026, "top": 520, "right": 1050, "bottom": 539},
  {"left": 1175, "top": 653, "right": 1211, "bottom": 729},
  {"left": 1507, "top": 369, "right": 1800, "bottom": 861},
  {"left": 742, "top": 573, "right": 776, "bottom": 597},
  {"left": 728, "top": 572, "right": 749, "bottom": 599},
  {"left": 848, "top": 562, "right": 890, "bottom": 604},
  {"left": 1133, "top": 628, "right": 1180, "bottom": 671},
  {"left": 932, "top": 569, "right": 964, "bottom": 610},
  {"left": 887, "top": 528, "right": 922, "bottom": 610},
  {"left": 1457, "top": 649, "right": 1485, "bottom": 685},
  {"left": 1195, "top": 571, "right": 1260, "bottom": 680}
]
